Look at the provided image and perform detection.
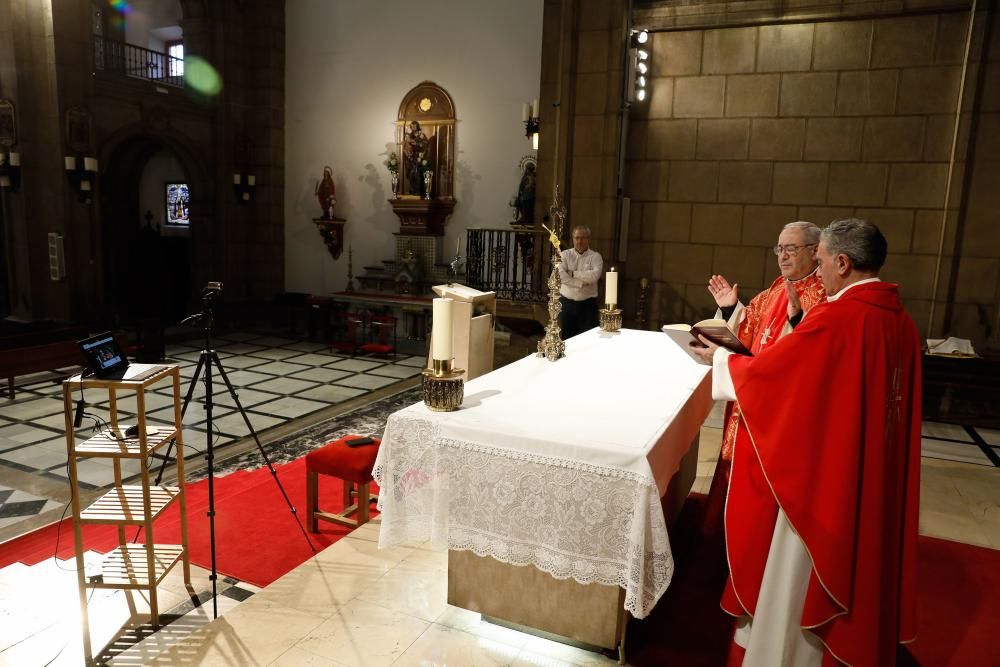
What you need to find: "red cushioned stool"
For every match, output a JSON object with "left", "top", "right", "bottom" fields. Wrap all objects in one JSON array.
[{"left": 305, "top": 434, "right": 381, "bottom": 531}]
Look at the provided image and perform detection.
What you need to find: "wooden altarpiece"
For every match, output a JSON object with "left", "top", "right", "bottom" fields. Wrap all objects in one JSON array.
[{"left": 389, "top": 81, "right": 456, "bottom": 236}]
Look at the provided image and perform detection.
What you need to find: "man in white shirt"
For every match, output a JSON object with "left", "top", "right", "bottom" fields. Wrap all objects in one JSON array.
[{"left": 558, "top": 225, "right": 603, "bottom": 338}]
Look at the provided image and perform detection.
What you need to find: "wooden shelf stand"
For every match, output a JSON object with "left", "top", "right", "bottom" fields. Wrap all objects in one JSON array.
[{"left": 62, "top": 364, "right": 191, "bottom": 666}]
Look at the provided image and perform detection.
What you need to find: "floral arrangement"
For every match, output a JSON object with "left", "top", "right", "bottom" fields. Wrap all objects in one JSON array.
[
  {"left": 418, "top": 156, "right": 433, "bottom": 174},
  {"left": 384, "top": 151, "right": 399, "bottom": 174}
]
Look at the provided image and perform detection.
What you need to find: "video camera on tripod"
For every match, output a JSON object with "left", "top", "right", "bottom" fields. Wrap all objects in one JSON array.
[
  {"left": 201, "top": 281, "right": 223, "bottom": 299},
  {"left": 181, "top": 282, "right": 224, "bottom": 326},
  {"left": 154, "top": 278, "right": 313, "bottom": 618}
]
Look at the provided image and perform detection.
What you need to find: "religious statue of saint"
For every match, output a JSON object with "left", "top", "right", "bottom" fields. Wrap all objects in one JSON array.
[
  {"left": 402, "top": 120, "right": 429, "bottom": 196},
  {"left": 514, "top": 161, "right": 536, "bottom": 226},
  {"left": 315, "top": 166, "right": 336, "bottom": 219}
]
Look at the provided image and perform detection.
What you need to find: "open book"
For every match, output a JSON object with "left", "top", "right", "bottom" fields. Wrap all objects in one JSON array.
[{"left": 662, "top": 318, "right": 753, "bottom": 362}]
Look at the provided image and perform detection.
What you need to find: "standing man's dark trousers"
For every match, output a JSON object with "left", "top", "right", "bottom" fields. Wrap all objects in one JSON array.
[{"left": 559, "top": 296, "right": 599, "bottom": 338}]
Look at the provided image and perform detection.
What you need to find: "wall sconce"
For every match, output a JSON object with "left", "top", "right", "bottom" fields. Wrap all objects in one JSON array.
[
  {"left": 522, "top": 99, "right": 539, "bottom": 150},
  {"left": 233, "top": 173, "right": 255, "bottom": 201},
  {"left": 0, "top": 149, "right": 21, "bottom": 191},
  {"left": 629, "top": 30, "right": 650, "bottom": 103},
  {"left": 64, "top": 155, "right": 98, "bottom": 203}
]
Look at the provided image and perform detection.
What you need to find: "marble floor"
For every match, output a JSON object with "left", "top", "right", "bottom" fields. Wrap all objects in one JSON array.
[
  {"left": 1, "top": 352, "right": 997, "bottom": 664},
  {"left": 0, "top": 332, "right": 425, "bottom": 541},
  {"left": 2, "top": 422, "right": 991, "bottom": 667}
]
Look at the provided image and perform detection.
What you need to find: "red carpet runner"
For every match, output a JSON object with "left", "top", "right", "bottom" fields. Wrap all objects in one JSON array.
[
  {"left": 625, "top": 494, "right": 998, "bottom": 667},
  {"left": 0, "top": 456, "right": 371, "bottom": 587},
  {"left": 0, "top": 480, "right": 995, "bottom": 664}
]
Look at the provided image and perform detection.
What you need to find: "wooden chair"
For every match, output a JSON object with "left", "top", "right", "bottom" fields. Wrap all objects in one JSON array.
[
  {"left": 360, "top": 314, "right": 397, "bottom": 358},
  {"left": 305, "top": 435, "right": 381, "bottom": 531}
]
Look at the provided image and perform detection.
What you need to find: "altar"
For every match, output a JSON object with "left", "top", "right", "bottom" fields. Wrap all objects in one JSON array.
[{"left": 373, "top": 328, "right": 712, "bottom": 656}]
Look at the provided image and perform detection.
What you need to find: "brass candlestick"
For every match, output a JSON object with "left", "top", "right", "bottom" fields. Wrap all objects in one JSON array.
[
  {"left": 537, "top": 186, "right": 567, "bottom": 362},
  {"left": 422, "top": 358, "right": 465, "bottom": 411},
  {"left": 599, "top": 304, "right": 623, "bottom": 332}
]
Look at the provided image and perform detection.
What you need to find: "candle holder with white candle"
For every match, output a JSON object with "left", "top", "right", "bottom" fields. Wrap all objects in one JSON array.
[
  {"left": 64, "top": 154, "right": 99, "bottom": 203},
  {"left": 599, "top": 267, "right": 622, "bottom": 332},
  {"left": 422, "top": 297, "right": 465, "bottom": 411},
  {"left": 522, "top": 98, "right": 540, "bottom": 144}
]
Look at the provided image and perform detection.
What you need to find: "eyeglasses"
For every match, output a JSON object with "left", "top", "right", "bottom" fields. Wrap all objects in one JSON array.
[{"left": 773, "top": 243, "right": 816, "bottom": 256}]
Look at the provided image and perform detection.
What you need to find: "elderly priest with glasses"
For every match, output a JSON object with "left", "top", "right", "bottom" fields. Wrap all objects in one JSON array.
[
  {"left": 693, "top": 219, "right": 922, "bottom": 667},
  {"left": 702, "top": 221, "right": 827, "bottom": 530}
]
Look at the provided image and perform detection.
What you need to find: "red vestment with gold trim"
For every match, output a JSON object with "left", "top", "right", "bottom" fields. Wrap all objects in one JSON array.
[
  {"left": 722, "top": 282, "right": 921, "bottom": 666},
  {"left": 720, "top": 273, "right": 826, "bottom": 463}
]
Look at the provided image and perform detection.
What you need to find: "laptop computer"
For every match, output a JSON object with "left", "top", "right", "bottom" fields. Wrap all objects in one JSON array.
[
  {"left": 78, "top": 332, "right": 166, "bottom": 382},
  {"left": 78, "top": 332, "right": 131, "bottom": 379}
]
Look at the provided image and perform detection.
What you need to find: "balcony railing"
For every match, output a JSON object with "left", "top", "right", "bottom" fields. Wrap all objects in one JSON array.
[
  {"left": 465, "top": 227, "right": 549, "bottom": 303},
  {"left": 94, "top": 36, "right": 184, "bottom": 88}
]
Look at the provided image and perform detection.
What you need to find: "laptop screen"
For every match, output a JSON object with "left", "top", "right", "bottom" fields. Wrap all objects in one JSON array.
[{"left": 79, "top": 332, "right": 127, "bottom": 377}]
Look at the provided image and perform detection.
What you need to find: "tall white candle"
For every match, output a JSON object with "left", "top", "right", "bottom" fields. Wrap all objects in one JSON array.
[
  {"left": 64, "top": 156, "right": 76, "bottom": 170},
  {"left": 9, "top": 152, "right": 20, "bottom": 166},
  {"left": 455, "top": 235, "right": 461, "bottom": 257},
  {"left": 247, "top": 175, "right": 256, "bottom": 186},
  {"left": 233, "top": 173, "right": 241, "bottom": 185},
  {"left": 83, "top": 157, "right": 98, "bottom": 171},
  {"left": 605, "top": 269, "right": 618, "bottom": 306},
  {"left": 522, "top": 103, "right": 529, "bottom": 121},
  {"left": 531, "top": 98, "right": 539, "bottom": 117},
  {"left": 431, "top": 298, "right": 454, "bottom": 361}
]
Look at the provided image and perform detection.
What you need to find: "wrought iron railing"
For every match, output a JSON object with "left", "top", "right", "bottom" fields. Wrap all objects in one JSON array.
[
  {"left": 466, "top": 227, "right": 549, "bottom": 303},
  {"left": 94, "top": 36, "right": 184, "bottom": 88}
]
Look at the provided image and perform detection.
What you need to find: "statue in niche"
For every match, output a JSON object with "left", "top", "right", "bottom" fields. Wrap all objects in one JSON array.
[
  {"left": 388, "top": 81, "right": 457, "bottom": 235},
  {"left": 512, "top": 156, "right": 537, "bottom": 227},
  {"left": 402, "top": 120, "right": 432, "bottom": 196}
]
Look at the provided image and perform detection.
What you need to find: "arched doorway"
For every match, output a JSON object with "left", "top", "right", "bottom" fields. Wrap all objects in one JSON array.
[{"left": 99, "top": 131, "right": 211, "bottom": 343}]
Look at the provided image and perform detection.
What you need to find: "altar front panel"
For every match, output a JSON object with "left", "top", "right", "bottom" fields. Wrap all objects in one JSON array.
[{"left": 374, "top": 328, "right": 712, "bottom": 620}]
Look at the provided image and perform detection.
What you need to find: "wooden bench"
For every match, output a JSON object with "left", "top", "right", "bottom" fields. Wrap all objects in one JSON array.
[{"left": 0, "top": 328, "right": 127, "bottom": 399}]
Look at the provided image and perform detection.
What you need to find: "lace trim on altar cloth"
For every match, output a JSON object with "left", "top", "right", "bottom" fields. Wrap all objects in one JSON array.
[{"left": 372, "top": 414, "right": 674, "bottom": 618}]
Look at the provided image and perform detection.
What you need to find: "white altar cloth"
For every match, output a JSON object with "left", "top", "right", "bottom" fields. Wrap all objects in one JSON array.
[{"left": 373, "top": 328, "right": 712, "bottom": 618}]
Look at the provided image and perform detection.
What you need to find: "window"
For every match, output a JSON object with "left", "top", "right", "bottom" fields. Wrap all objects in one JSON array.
[
  {"left": 167, "top": 41, "right": 184, "bottom": 78},
  {"left": 165, "top": 182, "right": 190, "bottom": 226}
]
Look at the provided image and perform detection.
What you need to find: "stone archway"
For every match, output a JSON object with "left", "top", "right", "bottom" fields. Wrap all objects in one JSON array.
[{"left": 98, "top": 126, "right": 214, "bottom": 329}]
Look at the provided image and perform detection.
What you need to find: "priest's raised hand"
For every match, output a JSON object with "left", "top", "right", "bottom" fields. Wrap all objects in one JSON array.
[
  {"left": 707, "top": 274, "right": 738, "bottom": 308},
  {"left": 783, "top": 277, "right": 802, "bottom": 319}
]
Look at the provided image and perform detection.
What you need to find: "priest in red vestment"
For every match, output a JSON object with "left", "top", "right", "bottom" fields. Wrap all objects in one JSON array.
[
  {"left": 704, "top": 222, "right": 827, "bottom": 535},
  {"left": 694, "top": 219, "right": 921, "bottom": 667}
]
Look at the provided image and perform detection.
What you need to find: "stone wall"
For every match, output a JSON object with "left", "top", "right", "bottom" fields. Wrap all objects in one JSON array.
[
  {"left": 622, "top": 7, "right": 998, "bottom": 343},
  {"left": 534, "top": 0, "right": 628, "bottom": 303},
  {"left": 946, "top": 9, "right": 1000, "bottom": 346}
]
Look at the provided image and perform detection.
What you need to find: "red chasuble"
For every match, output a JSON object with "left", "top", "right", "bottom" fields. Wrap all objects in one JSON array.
[
  {"left": 721, "top": 282, "right": 921, "bottom": 667},
  {"left": 720, "top": 273, "right": 826, "bottom": 463}
]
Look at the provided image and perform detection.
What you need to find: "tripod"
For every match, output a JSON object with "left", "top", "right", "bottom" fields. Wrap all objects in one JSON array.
[{"left": 153, "top": 283, "right": 314, "bottom": 618}]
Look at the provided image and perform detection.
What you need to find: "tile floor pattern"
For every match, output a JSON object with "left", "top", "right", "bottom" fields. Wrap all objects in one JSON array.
[
  {"left": 0, "top": 332, "right": 424, "bottom": 538},
  {"left": 38, "top": 431, "right": 1000, "bottom": 667},
  {"left": 0, "top": 395, "right": 997, "bottom": 664}
]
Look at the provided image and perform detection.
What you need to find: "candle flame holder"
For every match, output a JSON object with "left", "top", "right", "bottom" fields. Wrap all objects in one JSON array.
[
  {"left": 599, "top": 304, "right": 623, "bottom": 333},
  {"left": 422, "top": 358, "right": 465, "bottom": 412}
]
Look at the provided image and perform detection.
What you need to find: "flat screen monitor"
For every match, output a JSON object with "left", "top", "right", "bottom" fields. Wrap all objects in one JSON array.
[
  {"left": 78, "top": 332, "right": 129, "bottom": 379},
  {"left": 165, "top": 182, "right": 190, "bottom": 226}
]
